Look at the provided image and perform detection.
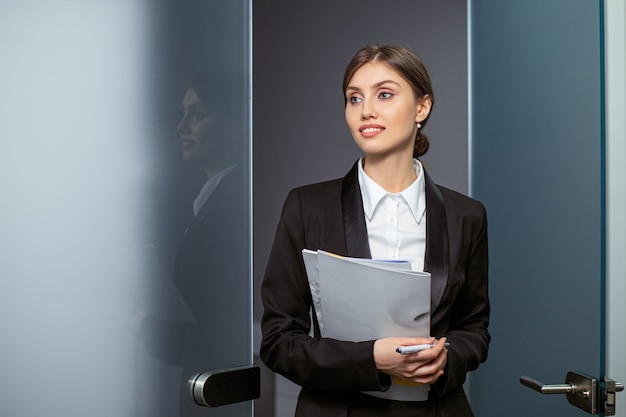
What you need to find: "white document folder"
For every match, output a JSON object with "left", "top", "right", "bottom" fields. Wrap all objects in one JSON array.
[{"left": 302, "top": 249, "right": 432, "bottom": 401}]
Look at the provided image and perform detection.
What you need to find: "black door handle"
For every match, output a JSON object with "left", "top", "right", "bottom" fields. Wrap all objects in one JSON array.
[{"left": 190, "top": 365, "right": 260, "bottom": 407}]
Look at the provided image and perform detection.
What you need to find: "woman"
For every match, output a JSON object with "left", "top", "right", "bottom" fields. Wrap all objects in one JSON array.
[{"left": 260, "top": 44, "right": 490, "bottom": 417}]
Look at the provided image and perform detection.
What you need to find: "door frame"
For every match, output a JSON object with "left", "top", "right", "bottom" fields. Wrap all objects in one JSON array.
[{"left": 605, "top": 1, "right": 626, "bottom": 413}]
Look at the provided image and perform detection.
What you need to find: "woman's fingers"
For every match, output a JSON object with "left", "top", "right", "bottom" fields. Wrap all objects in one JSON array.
[{"left": 374, "top": 336, "right": 449, "bottom": 383}]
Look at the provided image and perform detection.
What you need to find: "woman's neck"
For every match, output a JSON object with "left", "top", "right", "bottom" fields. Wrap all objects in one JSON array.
[
  {"left": 201, "top": 153, "right": 238, "bottom": 180},
  {"left": 362, "top": 154, "right": 416, "bottom": 193}
]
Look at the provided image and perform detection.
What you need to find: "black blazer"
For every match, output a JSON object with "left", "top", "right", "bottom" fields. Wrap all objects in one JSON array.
[
  {"left": 140, "top": 166, "right": 250, "bottom": 417},
  {"left": 260, "top": 161, "right": 490, "bottom": 417}
]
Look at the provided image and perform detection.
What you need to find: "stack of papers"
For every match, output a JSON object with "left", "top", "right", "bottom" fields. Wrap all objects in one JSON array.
[{"left": 302, "top": 249, "right": 432, "bottom": 401}]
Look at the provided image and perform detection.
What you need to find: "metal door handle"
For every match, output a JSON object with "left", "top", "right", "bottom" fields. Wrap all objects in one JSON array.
[
  {"left": 520, "top": 371, "right": 624, "bottom": 415},
  {"left": 520, "top": 371, "right": 597, "bottom": 413},
  {"left": 608, "top": 380, "right": 625, "bottom": 393},
  {"left": 520, "top": 376, "right": 576, "bottom": 395},
  {"left": 190, "top": 365, "right": 260, "bottom": 408}
]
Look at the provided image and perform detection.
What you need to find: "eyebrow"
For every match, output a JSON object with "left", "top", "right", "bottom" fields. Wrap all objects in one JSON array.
[
  {"left": 345, "top": 79, "right": 402, "bottom": 93},
  {"left": 182, "top": 102, "right": 209, "bottom": 111}
]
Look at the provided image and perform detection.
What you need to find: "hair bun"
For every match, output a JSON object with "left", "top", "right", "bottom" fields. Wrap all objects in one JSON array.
[{"left": 414, "top": 132, "right": 430, "bottom": 158}]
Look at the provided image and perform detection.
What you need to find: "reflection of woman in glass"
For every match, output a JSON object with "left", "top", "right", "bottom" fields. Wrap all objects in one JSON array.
[
  {"left": 139, "top": 70, "right": 249, "bottom": 417},
  {"left": 177, "top": 71, "right": 243, "bottom": 214},
  {"left": 261, "top": 44, "right": 490, "bottom": 417}
]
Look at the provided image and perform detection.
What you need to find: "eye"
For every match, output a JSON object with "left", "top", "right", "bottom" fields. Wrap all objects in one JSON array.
[
  {"left": 349, "top": 96, "right": 362, "bottom": 104},
  {"left": 379, "top": 91, "right": 393, "bottom": 100},
  {"left": 191, "top": 108, "right": 207, "bottom": 120}
]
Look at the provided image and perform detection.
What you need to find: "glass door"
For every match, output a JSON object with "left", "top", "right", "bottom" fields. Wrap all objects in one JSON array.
[
  {"left": 0, "top": 1, "right": 255, "bottom": 416},
  {"left": 469, "top": 0, "right": 623, "bottom": 415}
]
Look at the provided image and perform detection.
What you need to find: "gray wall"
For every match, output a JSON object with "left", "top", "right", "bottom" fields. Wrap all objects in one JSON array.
[
  {"left": 252, "top": 2, "right": 468, "bottom": 414},
  {"left": 253, "top": 0, "right": 469, "bottom": 323}
]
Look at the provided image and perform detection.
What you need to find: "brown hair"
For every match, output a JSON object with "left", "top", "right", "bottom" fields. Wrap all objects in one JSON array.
[
  {"left": 342, "top": 44, "right": 434, "bottom": 158},
  {"left": 188, "top": 69, "right": 244, "bottom": 120}
]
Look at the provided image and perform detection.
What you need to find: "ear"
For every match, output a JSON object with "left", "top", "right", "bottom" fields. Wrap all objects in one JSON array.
[{"left": 415, "top": 95, "right": 433, "bottom": 123}]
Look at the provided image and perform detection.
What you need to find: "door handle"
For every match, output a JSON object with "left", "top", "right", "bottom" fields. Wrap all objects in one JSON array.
[
  {"left": 190, "top": 365, "right": 260, "bottom": 408},
  {"left": 520, "top": 371, "right": 624, "bottom": 415},
  {"left": 520, "top": 375, "right": 576, "bottom": 395}
]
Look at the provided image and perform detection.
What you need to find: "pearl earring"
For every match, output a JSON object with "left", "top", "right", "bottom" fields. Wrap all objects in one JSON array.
[{"left": 417, "top": 122, "right": 422, "bottom": 129}]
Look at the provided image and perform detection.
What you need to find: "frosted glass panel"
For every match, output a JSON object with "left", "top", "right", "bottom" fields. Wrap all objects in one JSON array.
[{"left": 0, "top": 1, "right": 252, "bottom": 416}]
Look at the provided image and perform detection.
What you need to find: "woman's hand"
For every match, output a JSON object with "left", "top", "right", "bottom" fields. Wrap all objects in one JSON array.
[{"left": 373, "top": 336, "right": 448, "bottom": 384}]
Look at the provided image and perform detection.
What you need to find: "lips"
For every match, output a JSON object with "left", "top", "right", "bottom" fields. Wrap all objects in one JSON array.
[
  {"left": 359, "top": 125, "right": 385, "bottom": 138},
  {"left": 180, "top": 138, "right": 196, "bottom": 150}
]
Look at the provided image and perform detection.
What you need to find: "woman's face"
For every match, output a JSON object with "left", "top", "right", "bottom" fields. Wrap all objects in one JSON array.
[
  {"left": 177, "top": 88, "right": 231, "bottom": 165},
  {"left": 344, "top": 62, "right": 430, "bottom": 159}
]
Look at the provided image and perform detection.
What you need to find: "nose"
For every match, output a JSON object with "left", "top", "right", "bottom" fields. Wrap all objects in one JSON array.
[
  {"left": 177, "top": 113, "right": 190, "bottom": 134},
  {"left": 361, "top": 98, "right": 377, "bottom": 120}
]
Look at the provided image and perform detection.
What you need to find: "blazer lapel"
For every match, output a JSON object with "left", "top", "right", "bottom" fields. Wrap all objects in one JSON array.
[
  {"left": 423, "top": 169, "right": 449, "bottom": 312},
  {"left": 175, "top": 166, "right": 242, "bottom": 261},
  {"left": 341, "top": 161, "right": 371, "bottom": 259},
  {"left": 176, "top": 185, "right": 215, "bottom": 258}
]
